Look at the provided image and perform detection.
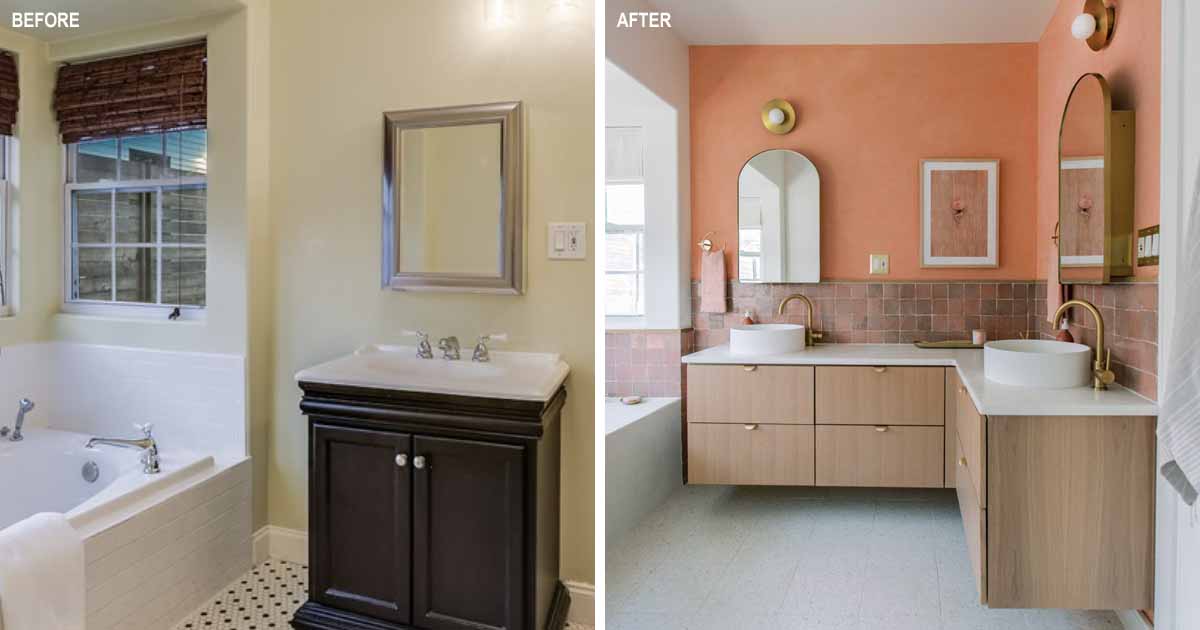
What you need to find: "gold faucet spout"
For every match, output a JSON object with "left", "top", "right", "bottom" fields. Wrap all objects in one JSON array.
[
  {"left": 1052, "top": 299, "right": 1115, "bottom": 390},
  {"left": 777, "top": 294, "right": 823, "bottom": 346}
]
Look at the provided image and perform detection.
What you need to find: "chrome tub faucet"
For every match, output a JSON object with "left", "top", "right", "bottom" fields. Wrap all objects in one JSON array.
[
  {"left": 86, "top": 423, "right": 161, "bottom": 474},
  {"left": 0, "top": 398, "right": 35, "bottom": 441}
]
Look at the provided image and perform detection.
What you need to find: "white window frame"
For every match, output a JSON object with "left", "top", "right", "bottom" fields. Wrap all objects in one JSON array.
[
  {"left": 0, "top": 136, "right": 11, "bottom": 317},
  {"left": 62, "top": 134, "right": 207, "bottom": 319},
  {"left": 605, "top": 125, "right": 646, "bottom": 319},
  {"left": 605, "top": 180, "right": 646, "bottom": 318}
]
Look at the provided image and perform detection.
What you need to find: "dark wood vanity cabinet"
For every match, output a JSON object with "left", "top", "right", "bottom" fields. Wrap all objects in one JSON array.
[{"left": 292, "top": 383, "right": 568, "bottom": 630}]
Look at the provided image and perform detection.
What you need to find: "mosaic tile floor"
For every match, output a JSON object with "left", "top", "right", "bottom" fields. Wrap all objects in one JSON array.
[
  {"left": 173, "top": 558, "right": 592, "bottom": 629},
  {"left": 173, "top": 559, "right": 307, "bottom": 630}
]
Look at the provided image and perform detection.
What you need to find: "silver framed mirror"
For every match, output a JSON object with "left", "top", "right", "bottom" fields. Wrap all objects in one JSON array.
[{"left": 382, "top": 101, "right": 524, "bottom": 294}]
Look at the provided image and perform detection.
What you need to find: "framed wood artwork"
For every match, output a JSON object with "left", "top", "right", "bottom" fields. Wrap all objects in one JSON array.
[{"left": 920, "top": 159, "right": 999, "bottom": 268}]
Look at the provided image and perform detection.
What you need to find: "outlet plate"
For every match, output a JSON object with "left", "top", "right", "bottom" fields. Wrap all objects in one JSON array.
[
  {"left": 548, "top": 222, "right": 586, "bottom": 260},
  {"left": 869, "top": 253, "right": 890, "bottom": 275}
]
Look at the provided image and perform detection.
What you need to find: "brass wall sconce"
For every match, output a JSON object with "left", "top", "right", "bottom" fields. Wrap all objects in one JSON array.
[
  {"left": 761, "top": 99, "right": 796, "bottom": 134},
  {"left": 1071, "top": 0, "right": 1115, "bottom": 51}
]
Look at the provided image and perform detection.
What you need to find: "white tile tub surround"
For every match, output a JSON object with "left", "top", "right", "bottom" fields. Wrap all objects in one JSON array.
[
  {"left": 44, "top": 342, "right": 247, "bottom": 463},
  {"left": 0, "top": 343, "right": 56, "bottom": 431},
  {"left": 81, "top": 458, "right": 252, "bottom": 630},
  {"left": 606, "top": 398, "right": 682, "bottom": 545}
]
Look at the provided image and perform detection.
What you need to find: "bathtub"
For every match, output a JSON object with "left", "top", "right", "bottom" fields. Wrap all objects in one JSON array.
[
  {"left": 0, "top": 427, "right": 251, "bottom": 630},
  {"left": 605, "top": 397, "right": 682, "bottom": 544}
]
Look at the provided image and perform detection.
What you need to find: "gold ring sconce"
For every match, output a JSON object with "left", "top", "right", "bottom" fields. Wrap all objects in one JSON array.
[
  {"left": 1072, "top": 0, "right": 1115, "bottom": 51},
  {"left": 761, "top": 99, "right": 796, "bottom": 135}
]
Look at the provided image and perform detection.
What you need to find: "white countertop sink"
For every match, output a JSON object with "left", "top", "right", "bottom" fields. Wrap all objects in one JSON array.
[
  {"left": 729, "top": 324, "right": 807, "bottom": 356},
  {"left": 295, "top": 344, "right": 570, "bottom": 402},
  {"left": 983, "top": 339, "right": 1092, "bottom": 389}
]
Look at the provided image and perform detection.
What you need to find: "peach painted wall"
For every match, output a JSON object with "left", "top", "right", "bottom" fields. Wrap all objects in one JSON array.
[
  {"left": 689, "top": 44, "right": 1038, "bottom": 280},
  {"left": 1036, "top": 0, "right": 1160, "bottom": 279}
]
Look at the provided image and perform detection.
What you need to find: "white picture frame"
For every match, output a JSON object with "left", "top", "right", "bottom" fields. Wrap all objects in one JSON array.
[{"left": 920, "top": 159, "right": 999, "bottom": 268}]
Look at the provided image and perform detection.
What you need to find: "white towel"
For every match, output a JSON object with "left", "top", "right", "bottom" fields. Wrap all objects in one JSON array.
[
  {"left": 1160, "top": 159, "right": 1200, "bottom": 505},
  {"left": 0, "top": 513, "right": 85, "bottom": 630}
]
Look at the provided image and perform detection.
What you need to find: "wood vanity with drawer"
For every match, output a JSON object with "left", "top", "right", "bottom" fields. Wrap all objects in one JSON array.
[
  {"left": 684, "top": 349, "right": 1156, "bottom": 610},
  {"left": 687, "top": 364, "right": 950, "bottom": 488}
]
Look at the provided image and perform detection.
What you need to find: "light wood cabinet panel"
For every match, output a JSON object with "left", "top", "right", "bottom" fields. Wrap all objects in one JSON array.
[
  {"left": 815, "top": 366, "right": 943, "bottom": 425},
  {"left": 687, "top": 423, "right": 815, "bottom": 486},
  {"left": 954, "top": 382, "right": 986, "bottom": 507},
  {"left": 687, "top": 365, "right": 814, "bottom": 424},
  {"left": 944, "top": 368, "right": 958, "bottom": 489},
  {"left": 954, "top": 438, "right": 987, "bottom": 605},
  {"left": 814, "top": 425, "right": 944, "bottom": 488},
  {"left": 986, "top": 415, "right": 1155, "bottom": 610}
]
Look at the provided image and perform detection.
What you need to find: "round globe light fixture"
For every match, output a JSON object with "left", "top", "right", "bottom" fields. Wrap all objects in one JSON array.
[{"left": 760, "top": 99, "right": 796, "bottom": 135}]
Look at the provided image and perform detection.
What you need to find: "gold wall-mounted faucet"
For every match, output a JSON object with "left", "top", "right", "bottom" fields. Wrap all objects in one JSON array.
[
  {"left": 777, "top": 294, "right": 823, "bottom": 346},
  {"left": 1052, "top": 299, "right": 1116, "bottom": 390}
]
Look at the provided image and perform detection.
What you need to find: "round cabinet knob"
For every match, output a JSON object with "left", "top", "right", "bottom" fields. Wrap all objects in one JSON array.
[
  {"left": 395, "top": 454, "right": 408, "bottom": 468},
  {"left": 413, "top": 456, "right": 427, "bottom": 469}
]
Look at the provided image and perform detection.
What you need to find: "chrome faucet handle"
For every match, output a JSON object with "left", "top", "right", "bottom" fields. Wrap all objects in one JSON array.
[
  {"left": 472, "top": 333, "right": 508, "bottom": 362},
  {"left": 437, "top": 336, "right": 461, "bottom": 360},
  {"left": 403, "top": 330, "right": 434, "bottom": 359},
  {"left": 134, "top": 423, "right": 154, "bottom": 438}
]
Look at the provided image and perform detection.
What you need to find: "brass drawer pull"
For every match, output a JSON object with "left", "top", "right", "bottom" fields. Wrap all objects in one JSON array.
[
  {"left": 958, "top": 387, "right": 967, "bottom": 394},
  {"left": 743, "top": 365, "right": 757, "bottom": 372},
  {"left": 873, "top": 366, "right": 887, "bottom": 374},
  {"left": 743, "top": 424, "right": 759, "bottom": 431},
  {"left": 958, "top": 457, "right": 968, "bottom": 467},
  {"left": 875, "top": 426, "right": 888, "bottom": 432}
]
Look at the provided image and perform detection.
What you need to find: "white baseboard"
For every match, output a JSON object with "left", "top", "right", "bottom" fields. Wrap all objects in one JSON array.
[
  {"left": 252, "top": 525, "right": 309, "bottom": 566},
  {"left": 1117, "top": 610, "right": 1153, "bottom": 630},
  {"left": 563, "top": 580, "right": 594, "bottom": 626}
]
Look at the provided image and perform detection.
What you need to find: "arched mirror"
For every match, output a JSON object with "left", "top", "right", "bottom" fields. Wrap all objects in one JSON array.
[
  {"left": 1058, "top": 73, "right": 1134, "bottom": 284},
  {"left": 737, "top": 149, "right": 820, "bottom": 283}
]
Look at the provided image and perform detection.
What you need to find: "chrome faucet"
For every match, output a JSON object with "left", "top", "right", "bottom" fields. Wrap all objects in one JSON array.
[
  {"left": 437, "top": 336, "right": 461, "bottom": 360},
  {"left": 777, "top": 294, "right": 824, "bottom": 346},
  {"left": 3, "top": 398, "right": 35, "bottom": 441},
  {"left": 1053, "top": 299, "right": 1116, "bottom": 390},
  {"left": 472, "top": 333, "right": 508, "bottom": 362},
  {"left": 86, "top": 424, "right": 161, "bottom": 474}
]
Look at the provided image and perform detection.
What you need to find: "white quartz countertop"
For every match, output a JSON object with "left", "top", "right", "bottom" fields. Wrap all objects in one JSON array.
[{"left": 683, "top": 344, "right": 1157, "bottom": 417}]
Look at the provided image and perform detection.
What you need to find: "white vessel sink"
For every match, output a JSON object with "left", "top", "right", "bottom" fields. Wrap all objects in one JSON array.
[
  {"left": 729, "top": 324, "right": 807, "bottom": 356},
  {"left": 295, "top": 345, "right": 570, "bottom": 401},
  {"left": 983, "top": 339, "right": 1092, "bottom": 389}
]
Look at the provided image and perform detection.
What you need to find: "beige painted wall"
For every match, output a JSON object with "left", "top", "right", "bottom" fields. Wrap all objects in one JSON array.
[
  {"left": 0, "top": 29, "right": 61, "bottom": 346},
  {"left": 267, "top": 0, "right": 595, "bottom": 583}
]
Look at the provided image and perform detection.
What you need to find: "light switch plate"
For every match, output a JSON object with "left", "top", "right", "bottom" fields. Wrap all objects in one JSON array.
[
  {"left": 869, "top": 253, "right": 890, "bottom": 275},
  {"left": 548, "top": 222, "right": 586, "bottom": 260}
]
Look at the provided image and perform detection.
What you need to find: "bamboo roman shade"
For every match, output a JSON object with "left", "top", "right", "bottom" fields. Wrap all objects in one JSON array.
[
  {"left": 0, "top": 52, "right": 18, "bottom": 136},
  {"left": 53, "top": 41, "right": 206, "bottom": 143}
]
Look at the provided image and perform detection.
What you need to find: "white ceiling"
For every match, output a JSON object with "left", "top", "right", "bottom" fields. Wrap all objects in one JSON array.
[
  {"left": 643, "top": 0, "right": 1059, "bottom": 45},
  {"left": 3, "top": 0, "right": 245, "bottom": 42}
]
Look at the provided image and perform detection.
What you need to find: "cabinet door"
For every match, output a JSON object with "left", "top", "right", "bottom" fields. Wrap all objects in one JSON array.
[
  {"left": 310, "top": 423, "right": 412, "bottom": 624},
  {"left": 413, "top": 435, "right": 526, "bottom": 630}
]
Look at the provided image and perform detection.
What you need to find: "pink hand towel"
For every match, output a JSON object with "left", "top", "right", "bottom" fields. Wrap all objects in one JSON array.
[{"left": 699, "top": 249, "right": 727, "bottom": 313}]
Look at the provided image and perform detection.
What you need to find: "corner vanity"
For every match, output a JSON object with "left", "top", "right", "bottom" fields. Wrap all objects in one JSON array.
[
  {"left": 291, "top": 345, "right": 570, "bottom": 630},
  {"left": 682, "top": 343, "right": 1157, "bottom": 610}
]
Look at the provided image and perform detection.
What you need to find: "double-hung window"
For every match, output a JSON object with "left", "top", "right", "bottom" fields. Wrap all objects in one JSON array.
[
  {"left": 66, "top": 130, "right": 207, "bottom": 310},
  {"left": 605, "top": 126, "right": 646, "bottom": 317},
  {"left": 0, "top": 137, "right": 10, "bottom": 315}
]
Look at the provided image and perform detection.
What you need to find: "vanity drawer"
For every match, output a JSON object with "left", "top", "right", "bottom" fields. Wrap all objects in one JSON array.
[
  {"left": 954, "top": 438, "right": 987, "bottom": 605},
  {"left": 955, "top": 381, "right": 986, "bottom": 506},
  {"left": 687, "top": 423, "right": 815, "bottom": 486},
  {"left": 815, "top": 366, "right": 944, "bottom": 426},
  {"left": 687, "top": 365, "right": 815, "bottom": 424},
  {"left": 814, "top": 425, "right": 944, "bottom": 488}
]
